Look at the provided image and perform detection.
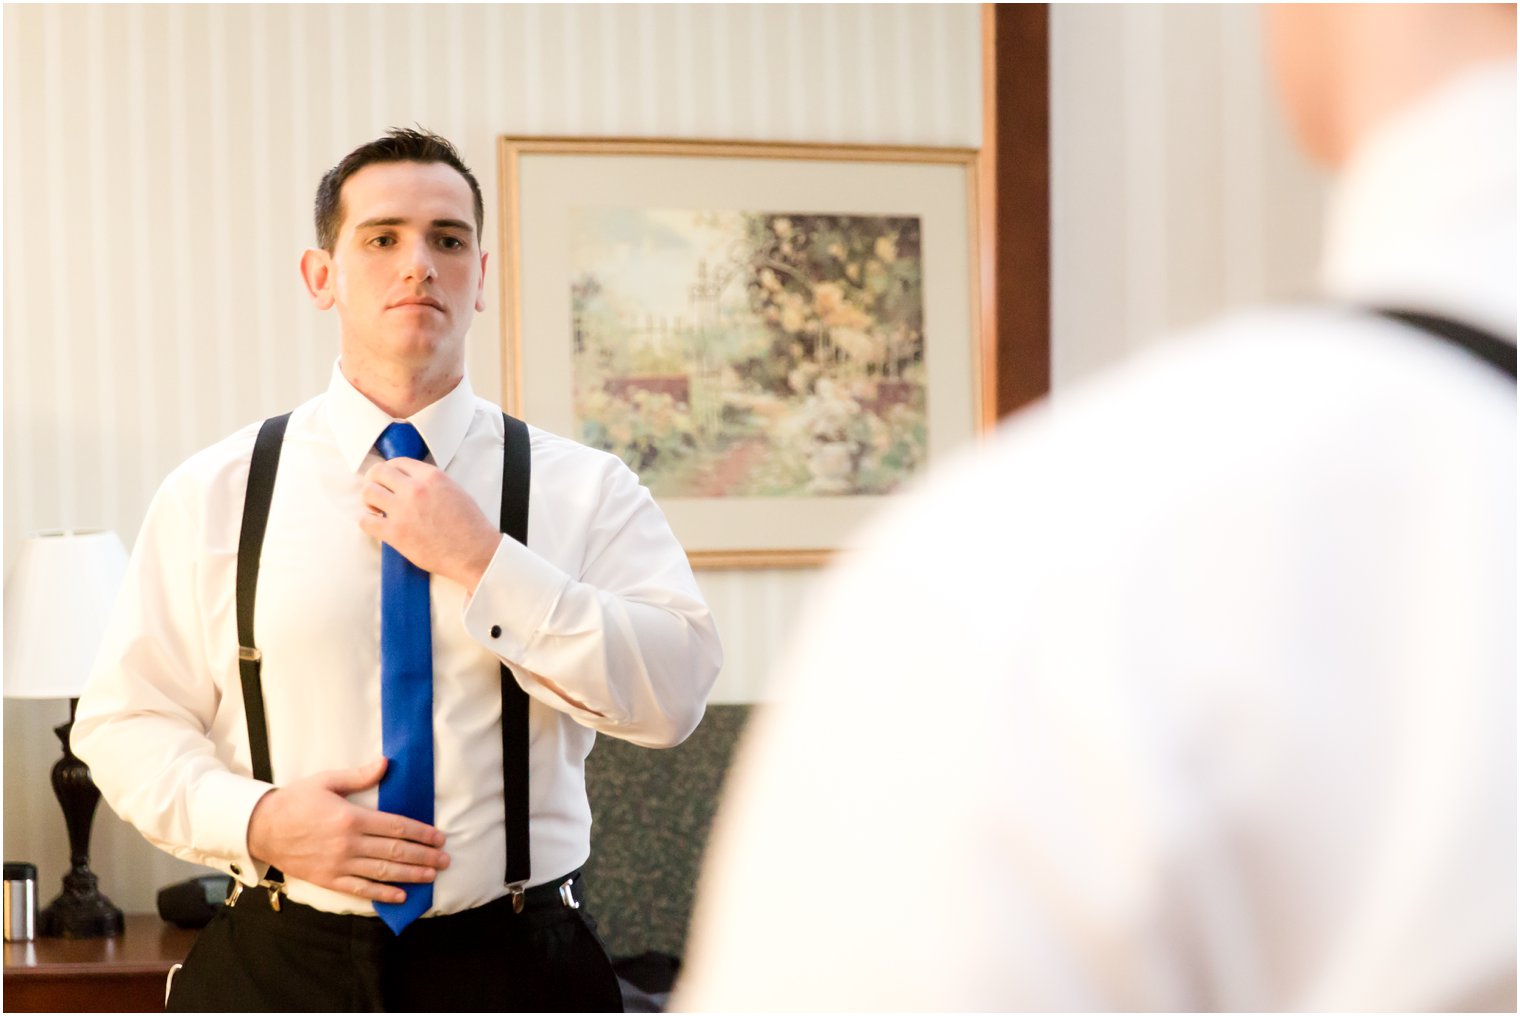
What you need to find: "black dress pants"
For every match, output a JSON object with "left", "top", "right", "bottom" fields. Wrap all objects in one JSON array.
[{"left": 166, "top": 881, "right": 624, "bottom": 1012}]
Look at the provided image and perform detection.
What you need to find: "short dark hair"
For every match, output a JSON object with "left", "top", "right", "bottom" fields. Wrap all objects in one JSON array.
[{"left": 313, "top": 127, "right": 484, "bottom": 253}]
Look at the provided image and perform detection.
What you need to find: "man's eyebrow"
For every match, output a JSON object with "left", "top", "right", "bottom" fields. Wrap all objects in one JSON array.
[{"left": 353, "top": 216, "right": 475, "bottom": 235}]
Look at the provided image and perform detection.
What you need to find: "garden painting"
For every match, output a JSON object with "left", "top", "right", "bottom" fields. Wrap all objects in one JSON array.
[{"left": 569, "top": 208, "right": 927, "bottom": 499}]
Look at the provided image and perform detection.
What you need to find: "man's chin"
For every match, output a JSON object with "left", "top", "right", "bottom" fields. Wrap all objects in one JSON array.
[{"left": 358, "top": 331, "right": 464, "bottom": 371}]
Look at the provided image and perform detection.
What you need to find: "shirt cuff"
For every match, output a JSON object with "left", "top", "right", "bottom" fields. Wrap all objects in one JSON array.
[
  {"left": 190, "top": 769, "right": 276, "bottom": 887},
  {"left": 462, "top": 534, "right": 571, "bottom": 660}
]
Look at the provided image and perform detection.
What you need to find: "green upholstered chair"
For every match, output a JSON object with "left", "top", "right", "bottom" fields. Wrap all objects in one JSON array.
[{"left": 582, "top": 703, "right": 752, "bottom": 962}]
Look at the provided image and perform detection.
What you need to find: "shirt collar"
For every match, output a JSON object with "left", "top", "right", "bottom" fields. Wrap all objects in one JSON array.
[
  {"left": 323, "top": 362, "right": 478, "bottom": 473},
  {"left": 1321, "top": 59, "right": 1516, "bottom": 337}
]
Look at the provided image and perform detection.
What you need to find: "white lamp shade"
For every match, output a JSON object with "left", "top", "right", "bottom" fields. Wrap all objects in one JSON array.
[{"left": 3, "top": 529, "right": 130, "bottom": 699}]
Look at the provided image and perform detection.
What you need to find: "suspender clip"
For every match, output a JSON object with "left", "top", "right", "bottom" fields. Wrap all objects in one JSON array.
[
  {"left": 260, "top": 871, "right": 286, "bottom": 912},
  {"left": 508, "top": 882, "right": 526, "bottom": 914},
  {"left": 558, "top": 878, "right": 581, "bottom": 910},
  {"left": 237, "top": 645, "right": 262, "bottom": 663}
]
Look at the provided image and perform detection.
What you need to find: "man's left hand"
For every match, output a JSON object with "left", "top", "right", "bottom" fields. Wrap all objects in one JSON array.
[{"left": 359, "top": 458, "right": 501, "bottom": 593}]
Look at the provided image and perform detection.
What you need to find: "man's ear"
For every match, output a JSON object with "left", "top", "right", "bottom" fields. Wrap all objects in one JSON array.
[
  {"left": 300, "top": 248, "right": 336, "bottom": 310},
  {"left": 475, "top": 250, "right": 489, "bottom": 313}
]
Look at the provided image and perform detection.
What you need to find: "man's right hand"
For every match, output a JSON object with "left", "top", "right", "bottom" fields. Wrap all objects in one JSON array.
[{"left": 246, "top": 757, "right": 449, "bottom": 904}]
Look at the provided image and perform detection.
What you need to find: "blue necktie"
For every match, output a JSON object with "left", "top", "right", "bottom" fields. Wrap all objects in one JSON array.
[{"left": 373, "top": 422, "right": 434, "bottom": 934}]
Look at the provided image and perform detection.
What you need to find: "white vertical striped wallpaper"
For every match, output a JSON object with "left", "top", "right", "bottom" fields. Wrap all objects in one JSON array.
[
  {"left": 3, "top": 4, "right": 1325, "bottom": 914},
  {"left": 1048, "top": 4, "right": 1324, "bottom": 386}
]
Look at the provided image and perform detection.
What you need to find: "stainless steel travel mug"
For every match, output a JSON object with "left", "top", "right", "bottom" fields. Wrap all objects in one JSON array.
[{"left": 3, "top": 862, "right": 38, "bottom": 942}]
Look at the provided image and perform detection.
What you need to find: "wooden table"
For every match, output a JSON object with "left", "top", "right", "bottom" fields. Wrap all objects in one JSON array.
[{"left": 3, "top": 914, "right": 200, "bottom": 1013}]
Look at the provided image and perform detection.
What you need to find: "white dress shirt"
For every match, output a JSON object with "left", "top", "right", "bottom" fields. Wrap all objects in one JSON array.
[
  {"left": 677, "top": 63, "right": 1515, "bottom": 1010},
  {"left": 74, "top": 367, "right": 723, "bottom": 917}
]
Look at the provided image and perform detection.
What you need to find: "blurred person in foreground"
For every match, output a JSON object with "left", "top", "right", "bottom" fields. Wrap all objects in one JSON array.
[{"left": 676, "top": 5, "right": 1515, "bottom": 1011}]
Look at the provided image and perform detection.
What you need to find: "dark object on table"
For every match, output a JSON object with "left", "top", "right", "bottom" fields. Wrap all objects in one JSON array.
[
  {"left": 157, "top": 874, "right": 234, "bottom": 929},
  {"left": 41, "top": 703, "right": 123, "bottom": 938}
]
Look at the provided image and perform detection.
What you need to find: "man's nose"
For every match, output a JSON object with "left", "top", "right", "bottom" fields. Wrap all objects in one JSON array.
[{"left": 401, "top": 240, "right": 437, "bottom": 282}]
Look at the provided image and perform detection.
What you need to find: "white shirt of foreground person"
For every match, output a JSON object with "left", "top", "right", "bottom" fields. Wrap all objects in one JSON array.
[
  {"left": 73, "top": 364, "right": 722, "bottom": 916},
  {"left": 677, "top": 63, "right": 1515, "bottom": 1011}
]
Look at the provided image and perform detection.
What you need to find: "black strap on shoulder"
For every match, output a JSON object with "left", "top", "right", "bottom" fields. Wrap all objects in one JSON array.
[
  {"left": 237, "top": 414, "right": 290, "bottom": 786},
  {"left": 499, "top": 413, "right": 533, "bottom": 888},
  {"left": 237, "top": 413, "right": 290, "bottom": 888},
  {"left": 1376, "top": 308, "right": 1516, "bottom": 381}
]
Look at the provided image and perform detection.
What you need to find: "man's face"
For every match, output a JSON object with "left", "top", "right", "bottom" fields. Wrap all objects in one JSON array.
[{"left": 306, "top": 159, "right": 487, "bottom": 374}]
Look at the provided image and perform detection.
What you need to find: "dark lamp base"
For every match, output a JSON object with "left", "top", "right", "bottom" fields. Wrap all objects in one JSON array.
[{"left": 39, "top": 868, "right": 124, "bottom": 939}]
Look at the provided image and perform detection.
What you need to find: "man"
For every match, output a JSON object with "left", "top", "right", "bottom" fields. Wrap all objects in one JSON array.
[
  {"left": 678, "top": 5, "right": 1514, "bottom": 1011},
  {"left": 74, "top": 129, "right": 722, "bottom": 1011}
]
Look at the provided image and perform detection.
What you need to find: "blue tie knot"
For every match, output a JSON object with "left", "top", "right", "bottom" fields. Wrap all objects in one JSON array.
[{"left": 377, "top": 422, "right": 427, "bottom": 462}]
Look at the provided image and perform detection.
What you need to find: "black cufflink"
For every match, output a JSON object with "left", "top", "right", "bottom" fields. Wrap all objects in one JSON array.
[{"left": 490, "top": 625, "right": 502, "bottom": 639}]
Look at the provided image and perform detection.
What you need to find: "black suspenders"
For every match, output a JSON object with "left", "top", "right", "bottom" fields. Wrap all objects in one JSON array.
[
  {"left": 1375, "top": 308, "right": 1517, "bottom": 381},
  {"left": 236, "top": 414, "right": 291, "bottom": 790},
  {"left": 236, "top": 412, "right": 534, "bottom": 897},
  {"left": 498, "top": 415, "right": 533, "bottom": 894}
]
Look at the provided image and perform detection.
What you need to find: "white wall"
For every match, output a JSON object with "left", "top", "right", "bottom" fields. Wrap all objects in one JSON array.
[
  {"left": 2, "top": 4, "right": 1324, "bottom": 915},
  {"left": 1049, "top": 5, "right": 1324, "bottom": 385}
]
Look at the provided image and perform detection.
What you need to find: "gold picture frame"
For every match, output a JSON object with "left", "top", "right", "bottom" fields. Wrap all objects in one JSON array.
[{"left": 498, "top": 137, "right": 985, "bottom": 569}]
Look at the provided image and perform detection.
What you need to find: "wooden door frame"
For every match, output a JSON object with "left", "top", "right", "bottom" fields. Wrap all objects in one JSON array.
[{"left": 979, "top": 3, "right": 1051, "bottom": 422}]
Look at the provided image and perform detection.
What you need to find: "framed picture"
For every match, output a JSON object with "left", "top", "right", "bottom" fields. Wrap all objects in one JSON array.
[{"left": 498, "top": 137, "right": 985, "bottom": 568}]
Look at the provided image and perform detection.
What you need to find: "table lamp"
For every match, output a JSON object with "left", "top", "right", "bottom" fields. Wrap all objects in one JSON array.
[{"left": 3, "top": 529, "right": 129, "bottom": 938}]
